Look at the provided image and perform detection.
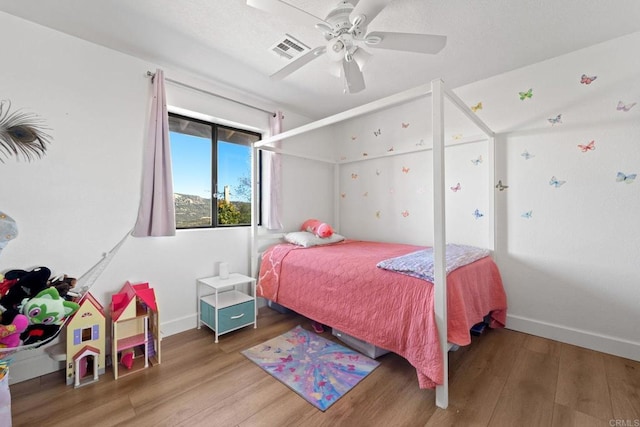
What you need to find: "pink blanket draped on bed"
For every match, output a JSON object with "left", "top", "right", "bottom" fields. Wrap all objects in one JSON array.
[{"left": 257, "top": 240, "right": 507, "bottom": 389}]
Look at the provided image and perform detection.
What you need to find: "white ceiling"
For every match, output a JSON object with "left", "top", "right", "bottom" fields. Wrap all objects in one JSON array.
[{"left": 2, "top": 0, "right": 640, "bottom": 119}]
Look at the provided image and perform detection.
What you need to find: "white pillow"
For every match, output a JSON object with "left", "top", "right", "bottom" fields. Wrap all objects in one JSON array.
[{"left": 284, "top": 231, "right": 345, "bottom": 248}]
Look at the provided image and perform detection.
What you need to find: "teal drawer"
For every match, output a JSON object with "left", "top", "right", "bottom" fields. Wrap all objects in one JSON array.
[
  {"left": 200, "top": 299, "right": 215, "bottom": 328},
  {"left": 218, "top": 300, "right": 255, "bottom": 333}
]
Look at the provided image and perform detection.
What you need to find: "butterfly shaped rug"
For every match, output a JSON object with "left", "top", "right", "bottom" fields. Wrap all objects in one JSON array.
[{"left": 241, "top": 325, "right": 380, "bottom": 411}]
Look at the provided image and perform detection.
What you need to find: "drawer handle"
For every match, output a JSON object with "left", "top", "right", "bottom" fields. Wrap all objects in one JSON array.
[{"left": 230, "top": 313, "right": 245, "bottom": 320}]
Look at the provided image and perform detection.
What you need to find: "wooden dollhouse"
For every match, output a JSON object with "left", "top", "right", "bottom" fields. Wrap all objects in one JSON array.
[
  {"left": 65, "top": 292, "right": 106, "bottom": 387},
  {"left": 110, "top": 281, "right": 160, "bottom": 379}
]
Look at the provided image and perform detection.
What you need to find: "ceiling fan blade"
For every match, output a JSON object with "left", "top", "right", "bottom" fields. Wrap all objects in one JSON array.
[
  {"left": 246, "top": 0, "right": 328, "bottom": 27},
  {"left": 349, "top": 0, "right": 392, "bottom": 27},
  {"left": 342, "top": 59, "right": 365, "bottom": 93},
  {"left": 270, "top": 46, "right": 326, "bottom": 80},
  {"left": 365, "top": 31, "right": 447, "bottom": 54}
]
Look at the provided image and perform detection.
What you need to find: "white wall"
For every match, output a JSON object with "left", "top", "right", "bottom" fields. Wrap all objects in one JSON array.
[
  {"left": 333, "top": 96, "right": 492, "bottom": 247},
  {"left": 455, "top": 31, "right": 640, "bottom": 361},
  {"left": 334, "top": 31, "right": 640, "bottom": 362},
  {"left": 0, "top": 12, "right": 329, "bottom": 383}
]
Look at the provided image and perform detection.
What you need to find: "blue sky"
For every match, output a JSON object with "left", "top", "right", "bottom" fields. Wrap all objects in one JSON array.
[{"left": 170, "top": 132, "right": 251, "bottom": 201}]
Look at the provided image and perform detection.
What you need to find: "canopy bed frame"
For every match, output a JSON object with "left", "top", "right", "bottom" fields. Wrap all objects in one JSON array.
[{"left": 251, "top": 79, "right": 496, "bottom": 409}]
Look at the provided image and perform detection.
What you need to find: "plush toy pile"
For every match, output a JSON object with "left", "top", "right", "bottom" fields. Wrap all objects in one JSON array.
[{"left": 0, "top": 266, "right": 80, "bottom": 351}]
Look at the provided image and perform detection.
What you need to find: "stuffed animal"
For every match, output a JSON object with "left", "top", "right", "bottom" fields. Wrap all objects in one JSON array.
[
  {"left": 48, "top": 275, "right": 78, "bottom": 301},
  {"left": 19, "top": 287, "right": 80, "bottom": 346},
  {"left": 0, "top": 266, "right": 51, "bottom": 325},
  {"left": 0, "top": 314, "right": 28, "bottom": 348},
  {"left": 21, "top": 287, "right": 79, "bottom": 326},
  {"left": 301, "top": 219, "right": 334, "bottom": 238}
]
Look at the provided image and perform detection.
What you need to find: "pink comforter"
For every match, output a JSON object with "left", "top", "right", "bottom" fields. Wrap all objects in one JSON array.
[{"left": 257, "top": 240, "right": 507, "bottom": 388}]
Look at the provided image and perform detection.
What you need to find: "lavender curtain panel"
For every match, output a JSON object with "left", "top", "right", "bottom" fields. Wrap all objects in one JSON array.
[
  {"left": 263, "top": 111, "right": 283, "bottom": 230},
  {"left": 132, "top": 69, "right": 176, "bottom": 237}
]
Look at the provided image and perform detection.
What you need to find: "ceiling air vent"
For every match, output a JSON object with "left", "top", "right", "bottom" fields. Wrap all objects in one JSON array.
[{"left": 270, "top": 34, "right": 311, "bottom": 60}]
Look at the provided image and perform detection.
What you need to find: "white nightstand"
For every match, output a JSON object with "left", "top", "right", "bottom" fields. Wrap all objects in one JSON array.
[{"left": 196, "top": 273, "right": 257, "bottom": 343}]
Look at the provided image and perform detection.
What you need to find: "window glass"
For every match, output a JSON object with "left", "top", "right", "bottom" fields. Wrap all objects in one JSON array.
[{"left": 169, "top": 114, "right": 260, "bottom": 228}]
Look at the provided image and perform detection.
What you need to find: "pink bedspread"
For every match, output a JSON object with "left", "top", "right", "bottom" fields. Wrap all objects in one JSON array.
[{"left": 257, "top": 240, "right": 507, "bottom": 388}]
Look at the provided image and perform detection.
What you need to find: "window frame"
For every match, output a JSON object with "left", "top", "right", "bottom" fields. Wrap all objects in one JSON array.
[{"left": 168, "top": 112, "right": 261, "bottom": 230}]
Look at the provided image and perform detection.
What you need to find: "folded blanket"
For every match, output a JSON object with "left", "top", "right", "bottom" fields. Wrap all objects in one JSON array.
[{"left": 376, "top": 244, "right": 490, "bottom": 282}]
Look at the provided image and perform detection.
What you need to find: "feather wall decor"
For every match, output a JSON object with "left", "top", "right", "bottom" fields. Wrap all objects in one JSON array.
[{"left": 0, "top": 99, "right": 52, "bottom": 162}]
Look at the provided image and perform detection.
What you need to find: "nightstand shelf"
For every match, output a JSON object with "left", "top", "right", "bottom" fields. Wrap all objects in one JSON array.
[{"left": 197, "top": 273, "right": 257, "bottom": 343}]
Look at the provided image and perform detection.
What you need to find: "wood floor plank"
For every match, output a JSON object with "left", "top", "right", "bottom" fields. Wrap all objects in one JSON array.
[
  {"left": 488, "top": 346, "right": 559, "bottom": 426},
  {"left": 552, "top": 403, "right": 606, "bottom": 427},
  {"left": 555, "top": 343, "right": 613, "bottom": 421},
  {"left": 8, "top": 307, "right": 638, "bottom": 427},
  {"left": 603, "top": 353, "right": 640, "bottom": 421},
  {"left": 425, "top": 328, "right": 526, "bottom": 427}
]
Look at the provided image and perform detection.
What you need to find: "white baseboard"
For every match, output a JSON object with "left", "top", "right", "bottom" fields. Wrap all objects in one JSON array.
[
  {"left": 8, "top": 351, "right": 64, "bottom": 385},
  {"left": 159, "top": 313, "right": 198, "bottom": 338},
  {"left": 506, "top": 314, "right": 640, "bottom": 362}
]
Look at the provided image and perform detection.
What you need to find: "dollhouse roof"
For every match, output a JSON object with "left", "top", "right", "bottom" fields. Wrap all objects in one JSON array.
[
  {"left": 68, "top": 292, "right": 105, "bottom": 324},
  {"left": 111, "top": 281, "right": 157, "bottom": 322},
  {"left": 73, "top": 345, "right": 100, "bottom": 361}
]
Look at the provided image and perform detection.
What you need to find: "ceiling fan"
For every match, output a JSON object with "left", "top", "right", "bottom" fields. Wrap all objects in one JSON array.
[{"left": 246, "top": 0, "right": 447, "bottom": 93}]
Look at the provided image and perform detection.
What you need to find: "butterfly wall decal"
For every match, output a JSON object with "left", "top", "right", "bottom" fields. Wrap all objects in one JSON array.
[
  {"left": 375, "top": 211, "right": 381, "bottom": 219},
  {"left": 351, "top": 136, "right": 357, "bottom": 141},
  {"left": 521, "top": 150, "right": 535, "bottom": 160},
  {"left": 0, "top": 99, "right": 52, "bottom": 162},
  {"left": 402, "top": 166, "right": 410, "bottom": 174},
  {"left": 578, "top": 140, "right": 595, "bottom": 152},
  {"left": 452, "top": 134, "right": 463, "bottom": 140},
  {"left": 387, "top": 147, "right": 394, "bottom": 152},
  {"left": 549, "top": 176, "right": 566, "bottom": 187},
  {"left": 374, "top": 129, "right": 382, "bottom": 136},
  {"left": 617, "top": 101, "right": 637, "bottom": 112},
  {"left": 401, "top": 210, "right": 409, "bottom": 217},
  {"left": 495, "top": 180, "right": 509, "bottom": 191},
  {"left": 471, "top": 155, "right": 483, "bottom": 166},
  {"left": 472, "top": 209, "right": 484, "bottom": 219},
  {"left": 580, "top": 74, "right": 597, "bottom": 85},
  {"left": 416, "top": 139, "right": 425, "bottom": 147},
  {"left": 521, "top": 211, "right": 533, "bottom": 219},
  {"left": 471, "top": 102, "right": 483, "bottom": 112},
  {"left": 519, "top": 88, "right": 533, "bottom": 100},
  {"left": 401, "top": 122, "right": 410, "bottom": 128},
  {"left": 450, "top": 183, "right": 461, "bottom": 192},
  {"left": 375, "top": 169, "right": 381, "bottom": 176},
  {"left": 616, "top": 172, "right": 637, "bottom": 183},
  {"left": 351, "top": 173, "right": 358, "bottom": 179},
  {"left": 362, "top": 152, "right": 368, "bottom": 157},
  {"left": 548, "top": 114, "right": 562, "bottom": 125}
]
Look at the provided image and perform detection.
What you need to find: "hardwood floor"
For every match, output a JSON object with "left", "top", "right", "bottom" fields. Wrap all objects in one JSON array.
[{"left": 9, "top": 307, "right": 640, "bottom": 427}]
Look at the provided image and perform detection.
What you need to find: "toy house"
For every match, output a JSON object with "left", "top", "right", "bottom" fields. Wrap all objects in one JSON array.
[
  {"left": 111, "top": 281, "right": 160, "bottom": 379},
  {"left": 65, "top": 292, "right": 106, "bottom": 387}
]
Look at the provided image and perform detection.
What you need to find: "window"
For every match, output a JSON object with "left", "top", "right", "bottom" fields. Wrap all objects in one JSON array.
[{"left": 169, "top": 113, "right": 261, "bottom": 229}]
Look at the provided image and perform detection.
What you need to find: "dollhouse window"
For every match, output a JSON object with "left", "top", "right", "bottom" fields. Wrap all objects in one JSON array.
[{"left": 73, "top": 325, "right": 99, "bottom": 345}]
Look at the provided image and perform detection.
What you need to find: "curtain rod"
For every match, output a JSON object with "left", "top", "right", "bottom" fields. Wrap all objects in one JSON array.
[{"left": 146, "top": 71, "right": 276, "bottom": 117}]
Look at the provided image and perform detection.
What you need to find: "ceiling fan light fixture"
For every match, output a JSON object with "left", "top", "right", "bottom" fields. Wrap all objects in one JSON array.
[{"left": 327, "top": 38, "right": 346, "bottom": 61}]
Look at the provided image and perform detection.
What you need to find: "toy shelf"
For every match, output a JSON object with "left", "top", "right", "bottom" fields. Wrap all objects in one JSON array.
[
  {"left": 115, "top": 352, "right": 149, "bottom": 379},
  {"left": 116, "top": 332, "right": 146, "bottom": 352}
]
